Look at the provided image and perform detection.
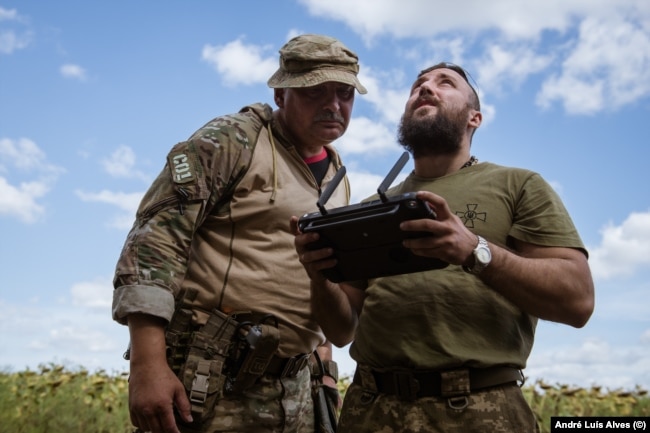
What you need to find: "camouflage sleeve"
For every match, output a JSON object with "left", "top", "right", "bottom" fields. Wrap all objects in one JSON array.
[{"left": 112, "top": 105, "right": 269, "bottom": 325}]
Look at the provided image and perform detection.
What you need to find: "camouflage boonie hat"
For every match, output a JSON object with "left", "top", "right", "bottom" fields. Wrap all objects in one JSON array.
[{"left": 267, "top": 34, "right": 367, "bottom": 94}]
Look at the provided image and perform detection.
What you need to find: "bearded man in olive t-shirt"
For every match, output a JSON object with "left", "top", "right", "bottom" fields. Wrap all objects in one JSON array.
[{"left": 292, "top": 62, "right": 595, "bottom": 433}]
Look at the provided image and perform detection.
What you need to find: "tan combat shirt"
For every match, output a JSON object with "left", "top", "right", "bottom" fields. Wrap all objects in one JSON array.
[{"left": 112, "top": 103, "right": 349, "bottom": 356}]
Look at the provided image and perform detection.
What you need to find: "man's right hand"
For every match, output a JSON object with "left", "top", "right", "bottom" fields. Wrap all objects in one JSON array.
[
  {"left": 127, "top": 313, "right": 193, "bottom": 433},
  {"left": 128, "top": 361, "right": 192, "bottom": 433}
]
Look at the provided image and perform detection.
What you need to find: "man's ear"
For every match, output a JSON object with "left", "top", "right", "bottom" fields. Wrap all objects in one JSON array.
[
  {"left": 468, "top": 109, "right": 482, "bottom": 129},
  {"left": 274, "top": 88, "right": 285, "bottom": 108}
]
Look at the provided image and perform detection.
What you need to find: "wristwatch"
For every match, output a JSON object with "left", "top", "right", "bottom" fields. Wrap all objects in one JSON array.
[{"left": 462, "top": 235, "right": 491, "bottom": 274}]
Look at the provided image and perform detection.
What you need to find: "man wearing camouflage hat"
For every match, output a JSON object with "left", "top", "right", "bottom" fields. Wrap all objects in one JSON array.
[{"left": 112, "top": 34, "right": 367, "bottom": 433}]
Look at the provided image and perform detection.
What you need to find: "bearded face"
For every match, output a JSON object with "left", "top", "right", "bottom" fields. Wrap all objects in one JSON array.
[{"left": 398, "top": 103, "right": 472, "bottom": 158}]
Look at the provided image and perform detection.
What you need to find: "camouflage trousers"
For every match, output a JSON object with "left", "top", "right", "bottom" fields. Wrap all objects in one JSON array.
[
  {"left": 338, "top": 381, "right": 539, "bottom": 433},
  {"left": 179, "top": 366, "right": 314, "bottom": 433}
]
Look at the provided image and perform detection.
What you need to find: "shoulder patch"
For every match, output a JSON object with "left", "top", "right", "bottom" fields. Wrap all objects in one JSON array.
[{"left": 168, "top": 150, "right": 196, "bottom": 184}]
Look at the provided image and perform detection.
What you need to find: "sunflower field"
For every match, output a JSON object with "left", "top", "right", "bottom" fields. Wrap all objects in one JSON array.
[{"left": 1, "top": 364, "right": 648, "bottom": 433}]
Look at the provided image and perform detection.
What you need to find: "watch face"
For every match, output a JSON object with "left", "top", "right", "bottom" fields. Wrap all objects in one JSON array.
[{"left": 476, "top": 247, "right": 491, "bottom": 264}]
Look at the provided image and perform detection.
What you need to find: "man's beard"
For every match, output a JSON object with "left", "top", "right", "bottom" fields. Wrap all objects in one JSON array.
[{"left": 398, "top": 105, "right": 469, "bottom": 158}]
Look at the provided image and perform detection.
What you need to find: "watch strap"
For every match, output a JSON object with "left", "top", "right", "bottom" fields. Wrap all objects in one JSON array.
[{"left": 462, "top": 235, "right": 490, "bottom": 274}]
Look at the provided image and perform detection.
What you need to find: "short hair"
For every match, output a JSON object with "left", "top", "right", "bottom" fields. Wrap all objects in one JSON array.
[{"left": 418, "top": 62, "right": 480, "bottom": 111}]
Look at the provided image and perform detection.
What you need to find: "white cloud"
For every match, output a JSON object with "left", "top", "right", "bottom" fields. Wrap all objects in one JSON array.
[
  {"left": 103, "top": 145, "right": 136, "bottom": 177},
  {"left": 71, "top": 277, "right": 113, "bottom": 310},
  {"left": 527, "top": 336, "right": 650, "bottom": 390},
  {"left": 76, "top": 189, "right": 143, "bottom": 213},
  {"left": 297, "top": 0, "right": 543, "bottom": 40},
  {"left": 0, "top": 177, "right": 47, "bottom": 223},
  {"left": 594, "top": 285, "right": 650, "bottom": 322},
  {"left": 345, "top": 170, "right": 385, "bottom": 204},
  {"left": 0, "top": 295, "right": 129, "bottom": 373},
  {"left": 102, "top": 145, "right": 148, "bottom": 181},
  {"left": 47, "top": 326, "right": 117, "bottom": 352},
  {"left": 60, "top": 63, "right": 87, "bottom": 81},
  {"left": 0, "top": 29, "right": 30, "bottom": 54},
  {"left": 299, "top": 0, "right": 650, "bottom": 114},
  {"left": 588, "top": 210, "right": 650, "bottom": 280},
  {"left": 478, "top": 102, "right": 496, "bottom": 127},
  {"left": 356, "top": 65, "right": 410, "bottom": 124},
  {"left": 337, "top": 329, "right": 650, "bottom": 389},
  {"left": 0, "top": 137, "right": 47, "bottom": 169},
  {"left": 202, "top": 37, "right": 277, "bottom": 86},
  {"left": 537, "top": 15, "right": 650, "bottom": 114},
  {"left": 285, "top": 28, "right": 305, "bottom": 42},
  {"left": 476, "top": 44, "right": 554, "bottom": 95},
  {"left": 76, "top": 189, "right": 143, "bottom": 230},
  {"left": 413, "top": 37, "right": 469, "bottom": 69},
  {"left": 345, "top": 167, "right": 409, "bottom": 204},
  {"left": 80, "top": 146, "right": 153, "bottom": 229},
  {"left": 537, "top": 74, "right": 604, "bottom": 115},
  {"left": 642, "top": 329, "right": 650, "bottom": 344},
  {"left": 299, "top": 0, "right": 644, "bottom": 41},
  {"left": 0, "top": 7, "right": 30, "bottom": 55},
  {"left": 0, "top": 7, "right": 18, "bottom": 21},
  {"left": 336, "top": 116, "right": 400, "bottom": 156},
  {"left": 0, "top": 138, "right": 64, "bottom": 223}
]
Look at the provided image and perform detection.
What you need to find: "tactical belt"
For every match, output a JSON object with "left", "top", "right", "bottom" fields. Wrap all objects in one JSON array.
[
  {"left": 354, "top": 366, "right": 523, "bottom": 400},
  {"left": 265, "top": 354, "right": 311, "bottom": 378}
]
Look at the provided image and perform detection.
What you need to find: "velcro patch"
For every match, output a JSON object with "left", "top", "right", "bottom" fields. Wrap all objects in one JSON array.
[{"left": 168, "top": 151, "right": 196, "bottom": 184}]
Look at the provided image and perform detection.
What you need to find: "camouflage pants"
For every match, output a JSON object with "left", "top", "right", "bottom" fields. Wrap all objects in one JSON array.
[
  {"left": 180, "top": 366, "right": 314, "bottom": 433},
  {"left": 338, "top": 382, "right": 539, "bottom": 433}
]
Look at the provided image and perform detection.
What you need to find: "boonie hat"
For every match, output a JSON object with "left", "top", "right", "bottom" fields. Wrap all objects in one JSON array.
[{"left": 267, "top": 34, "right": 367, "bottom": 94}]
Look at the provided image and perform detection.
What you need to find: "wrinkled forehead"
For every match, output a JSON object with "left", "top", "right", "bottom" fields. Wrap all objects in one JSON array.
[
  {"left": 418, "top": 63, "right": 471, "bottom": 86},
  {"left": 416, "top": 62, "right": 479, "bottom": 107}
]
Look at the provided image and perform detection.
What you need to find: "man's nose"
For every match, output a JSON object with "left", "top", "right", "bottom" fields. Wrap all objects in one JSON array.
[
  {"left": 419, "top": 82, "right": 435, "bottom": 96},
  {"left": 323, "top": 90, "right": 341, "bottom": 112}
]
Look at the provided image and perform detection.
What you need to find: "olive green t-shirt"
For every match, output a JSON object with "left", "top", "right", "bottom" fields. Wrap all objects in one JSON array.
[{"left": 350, "top": 162, "right": 585, "bottom": 370}]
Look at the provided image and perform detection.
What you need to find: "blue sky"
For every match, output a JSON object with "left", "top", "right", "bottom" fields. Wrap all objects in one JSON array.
[{"left": 1, "top": 0, "right": 649, "bottom": 391}]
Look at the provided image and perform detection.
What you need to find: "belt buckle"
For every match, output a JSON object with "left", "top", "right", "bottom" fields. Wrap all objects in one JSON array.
[
  {"left": 393, "top": 370, "right": 420, "bottom": 401},
  {"left": 281, "top": 354, "right": 308, "bottom": 378},
  {"left": 189, "top": 360, "right": 211, "bottom": 404}
]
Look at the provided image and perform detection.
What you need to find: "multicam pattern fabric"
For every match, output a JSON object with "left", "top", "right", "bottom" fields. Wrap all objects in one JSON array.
[
  {"left": 112, "top": 102, "right": 349, "bottom": 347},
  {"left": 178, "top": 367, "right": 315, "bottom": 433},
  {"left": 338, "top": 382, "right": 539, "bottom": 433},
  {"left": 112, "top": 104, "right": 271, "bottom": 314},
  {"left": 113, "top": 101, "right": 349, "bottom": 433}
]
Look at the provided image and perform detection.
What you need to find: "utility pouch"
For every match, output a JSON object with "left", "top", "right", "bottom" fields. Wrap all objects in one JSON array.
[
  {"left": 178, "top": 307, "right": 241, "bottom": 425},
  {"left": 165, "top": 301, "right": 196, "bottom": 374},
  {"left": 180, "top": 355, "right": 226, "bottom": 424},
  {"left": 226, "top": 315, "right": 280, "bottom": 394}
]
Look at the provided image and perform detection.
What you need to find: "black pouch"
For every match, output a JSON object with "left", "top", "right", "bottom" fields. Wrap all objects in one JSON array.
[
  {"left": 226, "top": 314, "right": 280, "bottom": 393},
  {"left": 312, "top": 351, "right": 338, "bottom": 433}
]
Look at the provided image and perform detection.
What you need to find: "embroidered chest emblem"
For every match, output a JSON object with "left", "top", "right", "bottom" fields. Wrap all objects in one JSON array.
[{"left": 455, "top": 204, "right": 487, "bottom": 228}]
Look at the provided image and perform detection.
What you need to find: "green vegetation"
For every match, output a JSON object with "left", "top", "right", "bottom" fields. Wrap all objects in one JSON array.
[
  {"left": 0, "top": 364, "right": 131, "bottom": 433},
  {"left": 525, "top": 379, "right": 650, "bottom": 433},
  {"left": 1, "top": 365, "right": 648, "bottom": 433}
]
